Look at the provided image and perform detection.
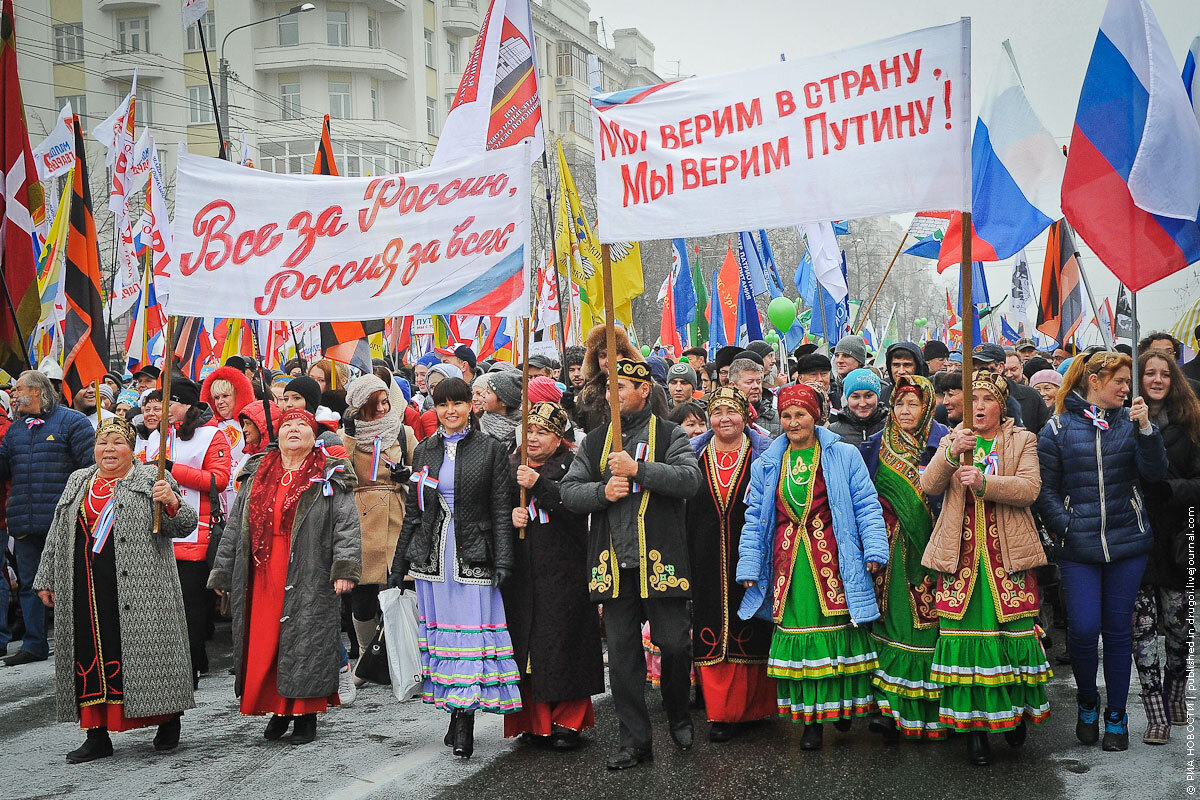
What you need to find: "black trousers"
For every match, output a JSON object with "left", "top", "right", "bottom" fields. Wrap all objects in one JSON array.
[
  {"left": 176, "top": 560, "right": 212, "bottom": 675},
  {"left": 602, "top": 570, "right": 692, "bottom": 751}
]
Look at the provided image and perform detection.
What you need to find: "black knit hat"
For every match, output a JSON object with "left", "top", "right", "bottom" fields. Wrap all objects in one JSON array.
[
  {"left": 285, "top": 376, "right": 322, "bottom": 414},
  {"left": 169, "top": 375, "right": 202, "bottom": 407}
]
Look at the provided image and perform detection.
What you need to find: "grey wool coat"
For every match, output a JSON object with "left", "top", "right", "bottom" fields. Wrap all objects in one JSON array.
[
  {"left": 32, "top": 463, "right": 199, "bottom": 723},
  {"left": 208, "top": 453, "right": 362, "bottom": 699}
]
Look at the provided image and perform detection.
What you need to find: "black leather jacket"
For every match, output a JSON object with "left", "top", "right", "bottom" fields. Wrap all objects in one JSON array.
[{"left": 393, "top": 427, "right": 515, "bottom": 579}]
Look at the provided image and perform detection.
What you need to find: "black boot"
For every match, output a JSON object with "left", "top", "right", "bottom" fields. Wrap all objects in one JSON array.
[
  {"left": 550, "top": 728, "right": 581, "bottom": 750},
  {"left": 708, "top": 722, "right": 736, "bottom": 743},
  {"left": 868, "top": 715, "right": 900, "bottom": 740},
  {"left": 67, "top": 728, "right": 113, "bottom": 764},
  {"left": 1004, "top": 720, "right": 1028, "bottom": 748},
  {"left": 1101, "top": 708, "right": 1129, "bottom": 752},
  {"left": 832, "top": 716, "right": 853, "bottom": 732},
  {"left": 264, "top": 715, "right": 292, "bottom": 741},
  {"left": 966, "top": 731, "right": 991, "bottom": 766},
  {"left": 1076, "top": 696, "right": 1100, "bottom": 745},
  {"left": 290, "top": 714, "right": 317, "bottom": 745},
  {"left": 453, "top": 711, "right": 475, "bottom": 758},
  {"left": 800, "top": 723, "right": 823, "bottom": 750},
  {"left": 444, "top": 710, "right": 461, "bottom": 747},
  {"left": 153, "top": 713, "right": 182, "bottom": 752}
]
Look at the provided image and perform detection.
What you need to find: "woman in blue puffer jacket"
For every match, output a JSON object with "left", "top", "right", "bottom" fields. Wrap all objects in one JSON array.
[{"left": 1036, "top": 350, "right": 1169, "bottom": 753}]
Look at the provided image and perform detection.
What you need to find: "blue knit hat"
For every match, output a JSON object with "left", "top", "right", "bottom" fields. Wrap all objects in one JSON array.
[
  {"left": 842, "top": 368, "right": 881, "bottom": 398},
  {"left": 394, "top": 377, "right": 412, "bottom": 404},
  {"left": 416, "top": 352, "right": 441, "bottom": 369}
]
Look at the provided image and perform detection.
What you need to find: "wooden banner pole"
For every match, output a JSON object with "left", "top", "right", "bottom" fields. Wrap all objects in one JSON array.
[
  {"left": 154, "top": 316, "right": 177, "bottom": 534},
  {"left": 601, "top": 244, "right": 622, "bottom": 452},
  {"left": 517, "top": 318, "right": 531, "bottom": 539}
]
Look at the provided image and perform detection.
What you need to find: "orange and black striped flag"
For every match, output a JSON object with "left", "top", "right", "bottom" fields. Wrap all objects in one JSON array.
[
  {"left": 1036, "top": 220, "right": 1085, "bottom": 346},
  {"left": 321, "top": 320, "right": 383, "bottom": 376},
  {"left": 313, "top": 114, "right": 338, "bottom": 176},
  {"left": 61, "top": 115, "right": 108, "bottom": 403},
  {"left": 1, "top": 0, "right": 44, "bottom": 376}
]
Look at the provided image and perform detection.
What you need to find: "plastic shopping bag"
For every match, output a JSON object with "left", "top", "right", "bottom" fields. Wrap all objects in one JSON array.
[{"left": 378, "top": 587, "right": 423, "bottom": 702}]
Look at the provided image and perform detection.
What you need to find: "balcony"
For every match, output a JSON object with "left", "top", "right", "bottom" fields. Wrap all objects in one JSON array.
[
  {"left": 442, "top": 70, "right": 463, "bottom": 97},
  {"left": 442, "top": 0, "right": 481, "bottom": 37},
  {"left": 97, "top": 0, "right": 162, "bottom": 10},
  {"left": 97, "top": 50, "right": 168, "bottom": 82},
  {"left": 255, "top": 44, "right": 408, "bottom": 81}
]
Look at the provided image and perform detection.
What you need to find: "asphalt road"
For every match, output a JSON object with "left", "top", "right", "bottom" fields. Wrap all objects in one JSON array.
[{"left": 0, "top": 627, "right": 1192, "bottom": 799}]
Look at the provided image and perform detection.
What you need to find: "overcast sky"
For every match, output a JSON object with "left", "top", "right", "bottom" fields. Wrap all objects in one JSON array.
[{"left": 588, "top": 0, "right": 1200, "bottom": 338}]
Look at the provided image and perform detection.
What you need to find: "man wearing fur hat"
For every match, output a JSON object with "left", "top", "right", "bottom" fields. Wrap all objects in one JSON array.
[{"left": 561, "top": 359, "right": 702, "bottom": 769}]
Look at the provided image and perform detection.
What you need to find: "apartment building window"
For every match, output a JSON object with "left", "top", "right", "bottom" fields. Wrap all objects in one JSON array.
[
  {"left": 367, "top": 13, "right": 380, "bottom": 48},
  {"left": 56, "top": 95, "right": 87, "bottom": 125},
  {"left": 558, "top": 94, "right": 591, "bottom": 138},
  {"left": 280, "top": 82, "right": 301, "bottom": 120},
  {"left": 259, "top": 140, "right": 315, "bottom": 174},
  {"left": 556, "top": 41, "right": 587, "bottom": 83},
  {"left": 260, "top": 140, "right": 404, "bottom": 176},
  {"left": 278, "top": 14, "right": 299, "bottom": 46},
  {"left": 370, "top": 80, "right": 380, "bottom": 120},
  {"left": 424, "top": 29, "right": 435, "bottom": 68},
  {"left": 118, "top": 18, "right": 151, "bottom": 53},
  {"left": 188, "top": 86, "right": 214, "bottom": 125},
  {"left": 185, "top": 11, "right": 216, "bottom": 51},
  {"left": 329, "top": 81, "right": 351, "bottom": 119},
  {"left": 447, "top": 39, "right": 459, "bottom": 73},
  {"left": 426, "top": 96, "right": 437, "bottom": 135},
  {"left": 53, "top": 23, "right": 84, "bottom": 63},
  {"left": 327, "top": 10, "right": 349, "bottom": 47},
  {"left": 139, "top": 87, "right": 155, "bottom": 125}
]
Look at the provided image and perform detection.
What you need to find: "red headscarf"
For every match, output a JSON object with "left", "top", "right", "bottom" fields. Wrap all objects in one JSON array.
[
  {"left": 279, "top": 408, "right": 319, "bottom": 435},
  {"left": 778, "top": 383, "right": 820, "bottom": 419},
  {"left": 246, "top": 417, "right": 325, "bottom": 569}
]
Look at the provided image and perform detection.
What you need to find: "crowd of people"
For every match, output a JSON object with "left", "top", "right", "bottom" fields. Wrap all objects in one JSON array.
[{"left": 0, "top": 323, "right": 1196, "bottom": 770}]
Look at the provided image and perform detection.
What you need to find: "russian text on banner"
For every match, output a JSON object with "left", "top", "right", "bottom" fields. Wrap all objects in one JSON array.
[
  {"left": 591, "top": 20, "right": 971, "bottom": 242},
  {"left": 167, "top": 146, "right": 531, "bottom": 321}
]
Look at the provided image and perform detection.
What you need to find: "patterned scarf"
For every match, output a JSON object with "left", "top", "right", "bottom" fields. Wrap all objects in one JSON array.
[
  {"left": 247, "top": 447, "right": 326, "bottom": 569},
  {"left": 877, "top": 375, "right": 936, "bottom": 585}
]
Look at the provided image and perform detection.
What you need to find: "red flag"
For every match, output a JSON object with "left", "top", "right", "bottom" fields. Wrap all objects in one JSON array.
[
  {"left": 935, "top": 211, "right": 1000, "bottom": 272},
  {"left": 0, "top": 0, "right": 44, "bottom": 375},
  {"left": 313, "top": 115, "right": 338, "bottom": 176},
  {"left": 61, "top": 116, "right": 108, "bottom": 403},
  {"left": 706, "top": 247, "right": 739, "bottom": 345},
  {"left": 658, "top": 271, "right": 682, "bottom": 356}
]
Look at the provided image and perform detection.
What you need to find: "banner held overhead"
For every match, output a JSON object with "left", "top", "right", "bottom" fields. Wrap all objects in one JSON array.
[
  {"left": 591, "top": 20, "right": 971, "bottom": 242},
  {"left": 168, "top": 146, "right": 531, "bottom": 321}
]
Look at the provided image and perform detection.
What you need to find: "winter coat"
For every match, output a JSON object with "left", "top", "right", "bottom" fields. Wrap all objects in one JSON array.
[
  {"left": 0, "top": 416, "right": 9, "bottom": 530},
  {"left": 0, "top": 404, "right": 95, "bottom": 538},
  {"left": 32, "top": 463, "right": 198, "bottom": 722},
  {"left": 1036, "top": 392, "right": 1169, "bottom": 564},
  {"left": 1010, "top": 379, "right": 1051, "bottom": 433},
  {"left": 921, "top": 419, "right": 1047, "bottom": 574},
  {"left": 826, "top": 403, "right": 888, "bottom": 446},
  {"left": 502, "top": 444, "right": 605, "bottom": 703},
  {"left": 392, "top": 428, "right": 514, "bottom": 581},
  {"left": 208, "top": 453, "right": 362, "bottom": 699},
  {"left": 342, "top": 429, "right": 416, "bottom": 585},
  {"left": 1142, "top": 412, "right": 1200, "bottom": 589},
  {"left": 200, "top": 366, "right": 256, "bottom": 423},
  {"left": 736, "top": 426, "right": 890, "bottom": 625},
  {"left": 861, "top": 420, "right": 951, "bottom": 517}
]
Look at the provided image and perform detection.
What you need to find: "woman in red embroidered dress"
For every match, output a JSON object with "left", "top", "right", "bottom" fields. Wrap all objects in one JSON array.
[{"left": 33, "top": 417, "right": 197, "bottom": 763}]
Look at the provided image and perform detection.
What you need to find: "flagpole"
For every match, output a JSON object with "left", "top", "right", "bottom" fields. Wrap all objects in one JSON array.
[
  {"left": 247, "top": 321, "right": 276, "bottom": 444},
  {"left": 960, "top": 212, "right": 974, "bottom": 424},
  {"left": 517, "top": 318, "right": 531, "bottom": 540},
  {"left": 601, "top": 244, "right": 622, "bottom": 451},
  {"left": 1074, "top": 251, "right": 1114, "bottom": 350},
  {"left": 154, "top": 316, "right": 176, "bottom": 534},
  {"left": 853, "top": 232, "right": 909, "bottom": 334},
  {"left": 817, "top": 289, "right": 831, "bottom": 353},
  {"left": 1131, "top": 289, "right": 1139, "bottom": 401},
  {"left": 195, "top": 24, "right": 228, "bottom": 161},
  {"left": 540, "top": 150, "right": 569, "bottom": 383},
  {"left": 0, "top": 274, "right": 33, "bottom": 369}
]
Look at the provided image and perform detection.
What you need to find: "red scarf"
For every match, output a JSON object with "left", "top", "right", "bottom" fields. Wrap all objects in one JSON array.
[{"left": 247, "top": 448, "right": 326, "bottom": 569}]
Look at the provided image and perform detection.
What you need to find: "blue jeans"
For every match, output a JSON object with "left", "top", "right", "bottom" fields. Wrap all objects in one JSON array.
[
  {"left": 1060, "top": 554, "right": 1148, "bottom": 712},
  {"left": 0, "top": 531, "right": 11, "bottom": 650},
  {"left": 11, "top": 533, "right": 49, "bottom": 658}
]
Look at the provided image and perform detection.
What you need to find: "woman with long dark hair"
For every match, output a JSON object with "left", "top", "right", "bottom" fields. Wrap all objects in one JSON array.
[
  {"left": 390, "top": 377, "right": 521, "bottom": 758},
  {"left": 1133, "top": 348, "right": 1200, "bottom": 743}
]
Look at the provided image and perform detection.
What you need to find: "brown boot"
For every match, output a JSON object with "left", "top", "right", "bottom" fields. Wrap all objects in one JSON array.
[
  {"left": 1143, "top": 692, "right": 1170, "bottom": 744},
  {"left": 1167, "top": 679, "right": 1189, "bottom": 726}
]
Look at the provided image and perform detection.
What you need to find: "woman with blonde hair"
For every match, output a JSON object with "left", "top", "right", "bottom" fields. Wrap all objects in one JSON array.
[{"left": 1037, "top": 351, "right": 1169, "bottom": 752}]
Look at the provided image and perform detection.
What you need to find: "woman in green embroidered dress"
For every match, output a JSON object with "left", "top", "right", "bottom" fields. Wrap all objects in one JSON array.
[
  {"left": 861, "top": 375, "right": 951, "bottom": 740},
  {"left": 736, "top": 383, "right": 890, "bottom": 751},
  {"left": 920, "top": 370, "right": 1051, "bottom": 766}
]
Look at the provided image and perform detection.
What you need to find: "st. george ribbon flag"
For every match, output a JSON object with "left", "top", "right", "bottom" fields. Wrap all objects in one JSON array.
[
  {"left": 167, "top": 145, "right": 531, "bottom": 321},
  {"left": 590, "top": 20, "right": 971, "bottom": 242}
]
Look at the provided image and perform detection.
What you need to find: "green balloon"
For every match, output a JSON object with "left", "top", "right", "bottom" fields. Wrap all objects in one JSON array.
[
  {"left": 641, "top": 345, "right": 651, "bottom": 356},
  {"left": 914, "top": 317, "right": 928, "bottom": 327},
  {"left": 766, "top": 332, "right": 780, "bottom": 343},
  {"left": 766, "top": 297, "right": 797, "bottom": 332}
]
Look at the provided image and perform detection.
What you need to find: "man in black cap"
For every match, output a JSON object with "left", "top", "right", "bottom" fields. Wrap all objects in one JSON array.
[
  {"left": 526, "top": 353, "right": 559, "bottom": 379},
  {"left": 972, "top": 343, "right": 1049, "bottom": 431},
  {"left": 922, "top": 340, "right": 950, "bottom": 374},
  {"left": 561, "top": 359, "right": 702, "bottom": 769},
  {"left": 224, "top": 355, "right": 258, "bottom": 385},
  {"left": 132, "top": 364, "right": 161, "bottom": 394},
  {"left": 712, "top": 345, "right": 744, "bottom": 386},
  {"left": 795, "top": 352, "right": 833, "bottom": 394}
]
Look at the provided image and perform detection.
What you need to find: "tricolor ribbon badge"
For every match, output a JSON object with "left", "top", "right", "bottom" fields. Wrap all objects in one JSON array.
[
  {"left": 1085, "top": 405, "right": 1110, "bottom": 431},
  {"left": 629, "top": 441, "right": 649, "bottom": 493},
  {"left": 527, "top": 497, "right": 549, "bottom": 524},
  {"left": 409, "top": 466, "right": 439, "bottom": 511},
  {"left": 370, "top": 436, "right": 383, "bottom": 481},
  {"left": 91, "top": 497, "right": 117, "bottom": 554},
  {"left": 983, "top": 452, "right": 999, "bottom": 476},
  {"left": 25, "top": 417, "right": 44, "bottom": 429},
  {"left": 310, "top": 464, "right": 347, "bottom": 496}
]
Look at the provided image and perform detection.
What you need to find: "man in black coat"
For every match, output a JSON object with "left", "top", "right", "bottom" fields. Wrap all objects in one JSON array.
[{"left": 561, "top": 360, "right": 702, "bottom": 770}]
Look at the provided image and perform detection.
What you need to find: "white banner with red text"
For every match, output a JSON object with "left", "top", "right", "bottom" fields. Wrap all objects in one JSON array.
[
  {"left": 167, "top": 146, "right": 531, "bottom": 321},
  {"left": 591, "top": 20, "right": 971, "bottom": 242}
]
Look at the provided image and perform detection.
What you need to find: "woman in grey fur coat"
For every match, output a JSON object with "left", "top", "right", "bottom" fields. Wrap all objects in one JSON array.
[{"left": 33, "top": 417, "right": 197, "bottom": 764}]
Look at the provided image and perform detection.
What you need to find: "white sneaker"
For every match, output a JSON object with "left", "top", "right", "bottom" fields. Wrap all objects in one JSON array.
[{"left": 338, "top": 664, "right": 357, "bottom": 707}]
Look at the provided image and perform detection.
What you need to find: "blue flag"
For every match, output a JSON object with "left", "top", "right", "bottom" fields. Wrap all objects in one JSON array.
[
  {"left": 831, "top": 220, "right": 851, "bottom": 236},
  {"left": 671, "top": 239, "right": 697, "bottom": 340},
  {"left": 796, "top": 249, "right": 849, "bottom": 341},
  {"left": 1000, "top": 315, "right": 1019, "bottom": 345},
  {"left": 734, "top": 256, "right": 763, "bottom": 344},
  {"left": 736, "top": 231, "right": 769, "bottom": 297},
  {"left": 957, "top": 261, "right": 990, "bottom": 345},
  {"left": 708, "top": 264, "right": 728, "bottom": 358},
  {"left": 757, "top": 230, "right": 787, "bottom": 298}
]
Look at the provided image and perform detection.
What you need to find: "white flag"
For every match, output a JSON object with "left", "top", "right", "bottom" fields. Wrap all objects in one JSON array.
[
  {"left": 182, "top": 0, "right": 210, "bottom": 29},
  {"left": 31, "top": 103, "right": 75, "bottom": 180},
  {"left": 1009, "top": 249, "right": 1034, "bottom": 325},
  {"left": 798, "top": 222, "right": 848, "bottom": 302}
]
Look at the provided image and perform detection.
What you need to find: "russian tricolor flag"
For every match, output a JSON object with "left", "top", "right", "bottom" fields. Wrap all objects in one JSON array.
[{"left": 1062, "top": 0, "right": 1200, "bottom": 292}]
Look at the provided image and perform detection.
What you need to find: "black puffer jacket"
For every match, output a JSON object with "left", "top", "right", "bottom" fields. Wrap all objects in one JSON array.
[
  {"left": 1142, "top": 411, "right": 1200, "bottom": 589},
  {"left": 393, "top": 427, "right": 514, "bottom": 579},
  {"left": 826, "top": 403, "right": 888, "bottom": 446}
]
